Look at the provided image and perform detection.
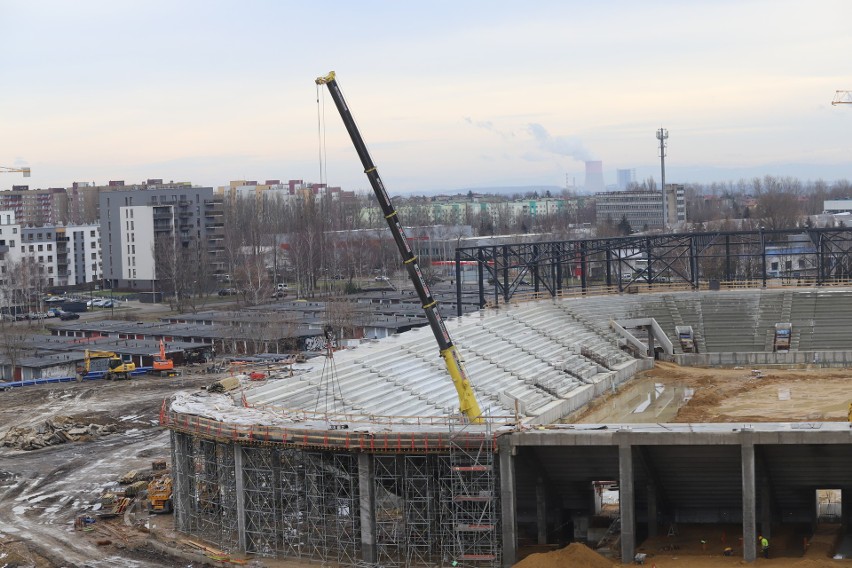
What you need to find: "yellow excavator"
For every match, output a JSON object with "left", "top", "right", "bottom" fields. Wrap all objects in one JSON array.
[
  {"left": 316, "top": 71, "right": 483, "bottom": 423},
  {"left": 80, "top": 350, "right": 136, "bottom": 380}
]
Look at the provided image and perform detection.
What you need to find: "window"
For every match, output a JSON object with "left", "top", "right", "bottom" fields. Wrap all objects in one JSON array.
[
  {"left": 91, "top": 241, "right": 96, "bottom": 248},
  {"left": 37, "top": 244, "right": 43, "bottom": 251},
  {"left": 131, "top": 244, "right": 135, "bottom": 254},
  {"left": 47, "top": 244, "right": 52, "bottom": 251},
  {"left": 90, "top": 230, "right": 95, "bottom": 237},
  {"left": 28, "top": 245, "right": 34, "bottom": 252},
  {"left": 91, "top": 253, "right": 96, "bottom": 260},
  {"left": 12, "top": 228, "right": 16, "bottom": 234},
  {"left": 47, "top": 256, "right": 52, "bottom": 262}
]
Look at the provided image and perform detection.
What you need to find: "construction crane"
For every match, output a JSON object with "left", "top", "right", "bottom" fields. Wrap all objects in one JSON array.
[
  {"left": 315, "top": 71, "right": 484, "bottom": 424},
  {"left": 0, "top": 166, "right": 30, "bottom": 176}
]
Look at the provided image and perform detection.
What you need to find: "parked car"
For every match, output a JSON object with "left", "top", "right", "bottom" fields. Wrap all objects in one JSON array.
[
  {"left": 218, "top": 288, "right": 238, "bottom": 296},
  {"left": 59, "top": 311, "right": 80, "bottom": 321},
  {"left": 44, "top": 296, "right": 64, "bottom": 304},
  {"left": 375, "top": 275, "right": 390, "bottom": 282}
]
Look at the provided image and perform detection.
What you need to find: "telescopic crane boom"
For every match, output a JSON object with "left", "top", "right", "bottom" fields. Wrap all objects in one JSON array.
[
  {"left": 315, "top": 71, "right": 484, "bottom": 424},
  {"left": 0, "top": 166, "right": 30, "bottom": 176},
  {"left": 832, "top": 91, "right": 852, "bottom": 106}
]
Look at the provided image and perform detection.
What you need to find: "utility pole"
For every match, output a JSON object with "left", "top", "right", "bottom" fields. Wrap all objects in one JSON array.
[{"left": 656, "top": 128, "right": 668, "bottom": 228}]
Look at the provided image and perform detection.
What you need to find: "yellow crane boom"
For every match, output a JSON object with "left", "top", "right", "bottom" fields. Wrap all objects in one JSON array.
[{"left": 315, "top": 71, "right": 484, "bottom": 423}]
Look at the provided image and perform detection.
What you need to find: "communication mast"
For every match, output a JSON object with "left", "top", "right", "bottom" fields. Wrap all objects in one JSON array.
[{"left": 656, "top": 127, "right": 668, "bottom": 228}]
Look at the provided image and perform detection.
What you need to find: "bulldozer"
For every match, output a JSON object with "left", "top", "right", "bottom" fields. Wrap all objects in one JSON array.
[
  {"left": 147, "top": 475, "right": 173, "bottom": 514},
  {"left": 80, "top": 350, "right": 136, "bottom": 380}
]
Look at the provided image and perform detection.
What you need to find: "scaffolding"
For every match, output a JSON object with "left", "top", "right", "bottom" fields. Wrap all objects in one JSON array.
[
  {"left": 168, "top": 423, "right": 501, "bottom": 567},
  {"left": 448, "top": 421, "right": 500, "bottom": 566}
]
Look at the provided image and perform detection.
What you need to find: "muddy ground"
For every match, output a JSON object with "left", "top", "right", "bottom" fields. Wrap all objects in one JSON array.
[{"left": 2, "top": 361, "right": 851, "bottom": 567}]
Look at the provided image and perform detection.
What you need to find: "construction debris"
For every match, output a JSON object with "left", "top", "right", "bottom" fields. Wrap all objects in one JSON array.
[{"left": 1, "top": 415, "right": 118, "bottom": 450}]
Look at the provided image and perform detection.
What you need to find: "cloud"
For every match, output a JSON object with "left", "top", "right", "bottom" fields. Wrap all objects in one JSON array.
[
  {"left": 464, "top": 117, "right": 515, "bottom": 139},
  {"left": 527, "top": 123, "right": 593, "bottom": 162}
]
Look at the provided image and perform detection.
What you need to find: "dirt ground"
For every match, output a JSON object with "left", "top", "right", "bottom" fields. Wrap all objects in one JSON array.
[
  {"left": 2, "top": 360, "right": 852, "bottom": 567},
  {"left": 574, "top": 361, "right": 852, "bottom": 424}
]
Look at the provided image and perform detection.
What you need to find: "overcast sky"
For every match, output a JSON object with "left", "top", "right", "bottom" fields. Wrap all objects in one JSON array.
[{"left": 2, "top": 0, "right": 852, "bottom": 194}]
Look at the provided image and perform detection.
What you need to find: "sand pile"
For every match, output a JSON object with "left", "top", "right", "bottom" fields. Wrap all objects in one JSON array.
[{"left": 513, "top": 542, "right": 615, "bottom": 568}]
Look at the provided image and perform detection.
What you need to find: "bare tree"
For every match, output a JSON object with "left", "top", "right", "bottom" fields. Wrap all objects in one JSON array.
[{"left": 753, "top": 175, "right": 803, "bottom": 230}]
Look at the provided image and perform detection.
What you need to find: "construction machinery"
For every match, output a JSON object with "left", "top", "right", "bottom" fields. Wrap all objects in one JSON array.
[
  {"left": 80, "top": 349, "right": 136, "bottom": 380},
  {"left": 773, "top": 323, "right": 792, "bottom": 353},
  {"left": 832, "top": 91, "right": 852, "bottom": 106},
  {"left": 675, "top": 325, "right": 695, "bottom": 353},
  {"left": 151, "top": 339, "right": 177, "bottom": 375},
  {"left": 147, "top": 475, "right": 173, "bottom": 514},
  {"left": 316, "top": 71, "right": 483, "bottom": 424},
  {"left": 0, "top": 165, "right": 30, "bottom": 176}
]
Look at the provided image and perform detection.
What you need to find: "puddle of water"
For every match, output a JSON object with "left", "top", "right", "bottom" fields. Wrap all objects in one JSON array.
[{"left": 573, "top": 380, "right": 694, "bottom": 423}]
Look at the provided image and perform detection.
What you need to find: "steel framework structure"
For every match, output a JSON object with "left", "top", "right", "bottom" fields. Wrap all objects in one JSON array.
[
  {"left": 170, "top": 431, "right": 499, "bottom": 567},
  {"left": 454, "top": 227, "right": 852, "bottom": 314}
]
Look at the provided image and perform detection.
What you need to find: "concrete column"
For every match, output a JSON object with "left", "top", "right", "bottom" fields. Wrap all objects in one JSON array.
[
  {"left": 536, "top": 477, "right": 547, "bottom": 544},
  {"left": 842, "top": 487, "right": 851, "bottom": 532},
  {"left": 358, "top": 453, "right": 376, "bottom": 564},
  {"left": 647, "top": 482, "right": 658, "bottom": 538},
  {"left": 233, "top": 444, "right": 247, "bottom": 552},
  {"left": 759, "top": 482, "right": 771, "bottom": 539},
  {"left": 499, "top": 436, "right": 517, "bottom": 568},
  {"left": 646, "top": 327, "right": 655, "bottom": 358},
  {"left": 741, "top": 432, "right": 757, "bottom": 562},
  {"left": 618, "top": 440, "right": 636, "bottom": 564}
]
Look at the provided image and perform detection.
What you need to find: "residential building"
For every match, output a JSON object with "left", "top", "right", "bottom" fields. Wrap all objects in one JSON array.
[
  {"left": 20, "top": 225, "right": 100, "bottom": 288},
  {"left": 0, "top": 186, "right": 69, "bottom": 226},
  {"left": 99, "top": 183, "right": 225, "bottom": 290}
]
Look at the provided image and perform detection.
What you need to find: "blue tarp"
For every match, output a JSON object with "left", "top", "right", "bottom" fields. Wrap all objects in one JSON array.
[{"left": 1, "top": 367, "right": 155, "bottom": 388}]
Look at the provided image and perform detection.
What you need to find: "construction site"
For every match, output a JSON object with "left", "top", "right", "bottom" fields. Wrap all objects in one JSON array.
[
  {"left": 5, "top": 73, "right": 852, "bottom": 568},
  {"left": 3, "top": 286, "right": 852, "bottom": 568},
  {"left": 157, "top": 287, "right": 852, "bottom": 568}
]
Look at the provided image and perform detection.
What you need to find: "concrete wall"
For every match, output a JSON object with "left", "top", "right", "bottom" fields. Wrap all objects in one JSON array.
[{"left": 674, "top": 350, "right": 852, "bottom": 367}]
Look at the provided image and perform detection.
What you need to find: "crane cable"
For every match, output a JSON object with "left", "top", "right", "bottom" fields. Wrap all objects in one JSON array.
[{"left": 316, "top": 83, "right": 328, "bottom": 190}]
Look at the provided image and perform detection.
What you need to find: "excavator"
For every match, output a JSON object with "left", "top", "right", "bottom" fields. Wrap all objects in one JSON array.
[
  {"left": 316, "top": 71, "right": 484, "bottom": 424},
  {"left": 80, "top": 350, "right": 136, "bottom": 380},
  {"left": 151, "top": 339, "right": 177, "bottom": 376}
]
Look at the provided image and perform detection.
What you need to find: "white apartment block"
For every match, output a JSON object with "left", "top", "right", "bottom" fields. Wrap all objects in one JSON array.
[{"left": 21, "top": 224, "right": 101, "bottom": 288}]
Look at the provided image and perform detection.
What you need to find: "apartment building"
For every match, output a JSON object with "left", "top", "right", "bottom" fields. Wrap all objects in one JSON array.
[
  {"left": 99, "top": 184, "right": 225, "bottom": 290},
  {"left": 0, "top": 186, "right": 69, "bottom": 226}
]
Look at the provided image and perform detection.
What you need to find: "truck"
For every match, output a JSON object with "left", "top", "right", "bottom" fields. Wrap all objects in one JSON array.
[
  {"left": 80, "top": 350, "right": 136, "bottom": 380},
  {"left": 316, "top": 71, "right": 483, "bottom": 424}
]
